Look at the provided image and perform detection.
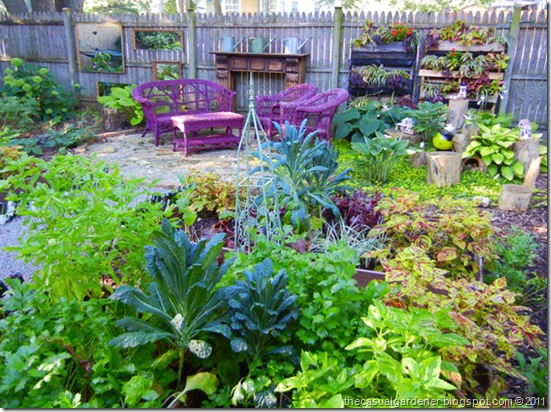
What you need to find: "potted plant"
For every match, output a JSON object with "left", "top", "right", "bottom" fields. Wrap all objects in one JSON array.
[
  {"left": 352, "top": 20, "right": 418, "bottom": 52},
  {"left": 425, "top": 19, "right": 505, "bottom": 50},
  {"left": 404, "top": 101, "right": 448, "bottom": 144}
]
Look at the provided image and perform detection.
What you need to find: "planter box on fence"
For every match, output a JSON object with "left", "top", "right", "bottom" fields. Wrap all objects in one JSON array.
[
  {"left": 425, "top": 40, "right": 506, "bottom": 54},
  {"left": 349, "top": 42, "right": 417, "bottom": 99}
]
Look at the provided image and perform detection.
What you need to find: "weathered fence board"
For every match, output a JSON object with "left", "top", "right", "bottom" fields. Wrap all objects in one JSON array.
[{"left": 0, "top": 8, "right": 546, "bottom": 139}]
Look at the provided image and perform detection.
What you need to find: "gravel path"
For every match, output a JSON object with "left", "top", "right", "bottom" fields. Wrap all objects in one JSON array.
[
  {"left": 0, "top": 130, "right": 259, "bottom": 283},
  {"left": 0, "top": 216, "right": 39, "bottom": 282}
]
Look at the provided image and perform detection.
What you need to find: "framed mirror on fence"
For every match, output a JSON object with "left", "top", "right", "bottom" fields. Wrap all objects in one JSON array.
[
  {"left": 132, "top": 29, "right": 183, "bottom": 51},
  {"left": 152, "top": 61, "right": 182, "bottom": 80},
  {"left": 76, "top": 23, "right": 125, "bottom": 74}
]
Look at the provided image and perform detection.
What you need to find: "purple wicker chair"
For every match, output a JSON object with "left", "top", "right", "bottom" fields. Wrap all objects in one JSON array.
[
  {"left": 131, "top": 79, "right": 235, "bottom": 146},
  {"left": 255, "top": 83, "right": 318, "bottom": 137},
  {"left": 281, "top": 88, "right": 350, "bottom": 141}
]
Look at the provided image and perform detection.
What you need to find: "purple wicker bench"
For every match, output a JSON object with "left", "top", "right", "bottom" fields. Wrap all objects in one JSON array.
[{"left": 132, "top": 79, "right": 243, "bottom": 153}]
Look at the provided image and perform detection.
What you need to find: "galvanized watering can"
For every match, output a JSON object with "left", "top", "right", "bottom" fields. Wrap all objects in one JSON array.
[
  {"left": 283, "top": 36, "right": 311, "bottom": 54},
  {"left": 220, "top": 35, "right": 246, "bottom": 52},
  {"left": 249, "top": 36, "right": 277, "bottom": 53}
]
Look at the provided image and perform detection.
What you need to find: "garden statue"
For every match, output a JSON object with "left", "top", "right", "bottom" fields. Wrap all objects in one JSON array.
[
  {"left": 518, "top": 118, "right": 532, "bottom": 140},
  {"left": 397, "top": 117, "right": 415, "bottom": 135},
  {"left": 432, "top": 124, "right": 455, "bottom": 151}
]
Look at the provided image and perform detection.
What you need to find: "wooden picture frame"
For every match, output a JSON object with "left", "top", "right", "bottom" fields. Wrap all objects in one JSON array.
[
  {"left": 132, "top": 29, "right": 184, "bottom": 52},
  {"left": 76, "top": 23, "right": 125, "bottom": 74},
  {"left": 152, "top": 61, "right": 183, "bottom": 80}
]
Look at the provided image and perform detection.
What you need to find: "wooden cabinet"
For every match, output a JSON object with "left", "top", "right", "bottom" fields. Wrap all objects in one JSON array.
[
  {"left": 211, "top": 52, "right": 309, "bottom": 93},
  {"left": 348, "top": 42, "right": 417, "bottom": 98}
]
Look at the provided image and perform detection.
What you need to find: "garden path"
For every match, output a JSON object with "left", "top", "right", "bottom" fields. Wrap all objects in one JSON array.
[{"left": 76, "top": 130, "right": 259, "bottom": 188}]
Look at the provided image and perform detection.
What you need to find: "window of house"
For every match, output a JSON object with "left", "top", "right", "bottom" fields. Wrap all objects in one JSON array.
[{"left": 224, "top": 0, "right": 240, "bottom": 13}]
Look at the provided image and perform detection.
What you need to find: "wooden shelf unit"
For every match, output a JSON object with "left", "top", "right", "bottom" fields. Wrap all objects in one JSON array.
[{"left": 419, "top": 41, "right": 507, "bottom": 106}]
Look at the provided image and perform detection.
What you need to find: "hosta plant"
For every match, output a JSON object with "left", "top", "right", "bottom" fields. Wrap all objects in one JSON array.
[
  {"left": 404, "top": 101, "right": 448, "bottom": 143},
  {"left": 462, "top": 123, "right": 524, "bottom": 181},
  {"left": 97, "top": 85, "right": 144, "bottom": 126},
  {"left": 333, "top": 99, "right": 407, "bottom": 143},
  {"left": 351, "top": 133, "right": 414, "bottom": 183},
  {"left": 109, "top": 220, "right": 235, "bottom": 389}
]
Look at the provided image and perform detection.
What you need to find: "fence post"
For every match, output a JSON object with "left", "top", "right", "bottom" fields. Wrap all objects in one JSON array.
[
  {"left": 62, "top": 7, "right": 80, "bottom": 102},
  {"left": 499, "top": 5, "right": 522, "bottom": 114},
  {"left": 187, "top": 7, "right": 197, "bottom": 79},
  {"left": 330, "top": 3, "right": 343, "bottom": 89}
]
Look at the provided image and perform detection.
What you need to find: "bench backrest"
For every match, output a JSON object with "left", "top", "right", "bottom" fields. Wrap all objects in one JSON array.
[{"left": 132, "top": 79, "right": 235, "bottom": 117}]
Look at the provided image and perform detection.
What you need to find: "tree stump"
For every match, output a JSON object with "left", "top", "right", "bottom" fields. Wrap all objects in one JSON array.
[
  {"left": 514, "top": 138, "right": 540, "bottom": 177},
  {"left": 102, "top": 108, "right": 130, "bottom": 131},
  {"left": 498, "top": 184, "right": 532, "bottom": 212},
  {"left": 453, "top": 123, "right": 480, "bottom": 154},
  {"left": 447, "top": 99, "right": 470, "bottom": 130},
  {"left": 522, "top": 156, "right": 542, "bottom": 191},
  {"left": 427, "top": 152, "right": 462, "bottom": 187},
  {"left": 410, "top": 152, "right": 427, "bottom": 168}
]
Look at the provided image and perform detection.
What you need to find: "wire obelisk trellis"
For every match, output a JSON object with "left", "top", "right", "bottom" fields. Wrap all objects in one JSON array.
[{"left": 234, "top": 74, "right": 281, "bottom": 253}]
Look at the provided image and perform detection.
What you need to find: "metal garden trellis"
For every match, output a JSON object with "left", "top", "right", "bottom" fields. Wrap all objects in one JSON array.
[{"left": 234, "top": 74, "right": 281, "bottom": 253}]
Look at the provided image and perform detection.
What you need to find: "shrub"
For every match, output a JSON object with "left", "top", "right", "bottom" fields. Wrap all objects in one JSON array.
[
  {"left": 0, "top": 279, "right": 174, "bottom": 408},
  {"left": 0, "top": 96, "right": 39, "bottom": 138},
  {"left": 1, "top": 153, "right": 178, "bottom": 301},
  {"left": 2, "top": 58, "right": 78, "bottom": 123}
]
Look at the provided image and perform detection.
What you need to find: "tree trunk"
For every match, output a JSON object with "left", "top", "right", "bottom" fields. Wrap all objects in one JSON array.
[
  {"left": 30, "top": 0, "right": 55, "bottom": 12},
  {"left": 212, "top": 0, "right": 222, "bottom": 14},
  {"left": 427, "top": 152, "right": 462, "bottom": 187},
  {"left": 1, "top": 0, "right": 29, "bottom": 13},
  {"left": 55, "top": 0, "right": 84, "bottom": 13},
  {"left": 522, "top": 157, "right": 542, "bottom": 191}
]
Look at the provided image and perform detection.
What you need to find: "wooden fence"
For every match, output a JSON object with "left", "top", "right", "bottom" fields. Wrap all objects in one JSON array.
[{"left": 0, "top": 7, "right": 547, "bottom": 139}]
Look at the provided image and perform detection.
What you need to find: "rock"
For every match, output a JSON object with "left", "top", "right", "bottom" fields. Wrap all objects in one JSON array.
[
  {"left": 102, "top": 146, "right": 117, "bottom": 154},
  {"left": 473, "top": 196, "right": 491, "bottom": 208}
]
